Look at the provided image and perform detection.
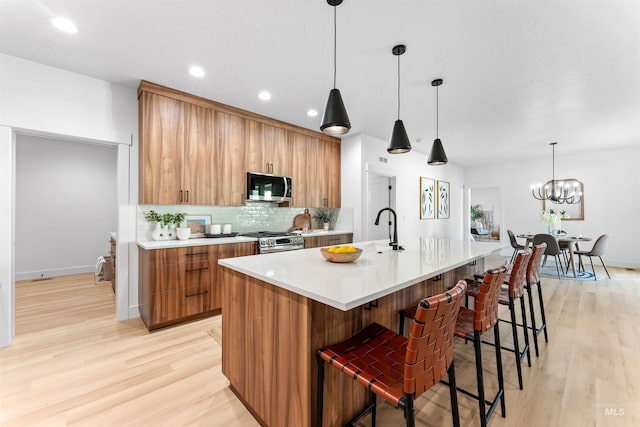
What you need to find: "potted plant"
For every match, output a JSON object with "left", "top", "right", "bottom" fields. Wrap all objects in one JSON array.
[
  {"left": 314, "top": 208, "right": 336, "bottom": 231},
  {"left": 145, "top": 210, "right": 184, "bottom": 240},
  {"left": 174, "top": 213, "right": 191, "bottom": 240}
]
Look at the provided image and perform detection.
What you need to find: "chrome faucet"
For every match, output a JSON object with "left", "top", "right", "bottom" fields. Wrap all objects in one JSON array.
[{"left": 374, "top": 207, "right": 402, "bottom": 250}]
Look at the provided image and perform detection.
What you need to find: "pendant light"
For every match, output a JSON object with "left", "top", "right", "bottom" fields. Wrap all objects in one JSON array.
[
  {"left": 320, "top": 0, "right": 351, "bottom": 136},
  {"left": 428, "top": 78, "right": 448, "bottom": 165},
  {"left": 531, "top": 142, "right": 582, "bottom": 204},
  {"left": 387, "top": 44, "right": 412, "bottom": 154}
]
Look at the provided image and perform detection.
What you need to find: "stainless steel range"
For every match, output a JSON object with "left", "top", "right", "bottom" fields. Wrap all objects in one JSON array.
[{"left": 240, "top": 231, "right": 305, "bottom": 254}]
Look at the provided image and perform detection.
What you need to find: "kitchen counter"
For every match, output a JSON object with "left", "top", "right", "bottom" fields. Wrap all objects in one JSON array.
[
  {"left": 219, "top": 237, "right": 504, "bottom": 311},
  {"left": 136, "top": 229, "right": 353, "bottom": 250},
  {"left": 219, "top": 237, "right": 506, "bottom": 426},
  {"left": 137, "top": 235, "right": 257, "bottom": 250}
]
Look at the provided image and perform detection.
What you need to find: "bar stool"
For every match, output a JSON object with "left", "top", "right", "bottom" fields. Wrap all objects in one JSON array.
[
  {"left": 400, "top": 268, "right": 507, "bottom": 427},
  {"left": 467, "top": 250, "right": 532, "bottom": 390},
  {"left": 525, "top": 242, "right": 549, "bottom": 357},
  {"left": 452, "top": 267, "right": 508, "bottom": 427},
  {"left": 316, "top": 280, "right": 467, "bottom": 427}
]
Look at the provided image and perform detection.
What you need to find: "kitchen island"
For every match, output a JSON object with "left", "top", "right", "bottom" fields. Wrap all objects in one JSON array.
[{"left": 219, "top": 237, "right": 505, "bottom": 426}]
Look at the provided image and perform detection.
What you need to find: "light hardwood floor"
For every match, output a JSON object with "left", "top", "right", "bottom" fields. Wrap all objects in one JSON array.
[{"left": 1, "top": 265, "right": 638, "bottom": 427}]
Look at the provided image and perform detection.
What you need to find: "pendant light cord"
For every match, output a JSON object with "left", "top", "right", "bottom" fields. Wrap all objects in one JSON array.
[
  {"left": 397, "top": 53, "right": 401, "bottom": 120},
  {"left": 333, "top": 4, "right": 337, "bottom": 89},
  {"left": 436, "top": 85, "right": 439, "bottom": 138}
]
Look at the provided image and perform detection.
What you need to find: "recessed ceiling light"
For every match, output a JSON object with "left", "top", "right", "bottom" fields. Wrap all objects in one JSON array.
[
  {"left": 258, "top": 91, "right": 271, "bottom": 101},
  {"left": 189, "top": 66, "right": 205, "bottom": 77},
  {"left": 307, "top": 109, "right": 318, "bottom": 117},
  {"left": 51, "top": 16, "right": 77, "bottom": 33}
]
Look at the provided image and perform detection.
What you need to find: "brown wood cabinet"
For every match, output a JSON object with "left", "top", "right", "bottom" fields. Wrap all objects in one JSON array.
[
  {"left": 139, "top": 80, "right": 341, "bottom": 207},
  {"left": 138, "top": 242, "right": 255, "bottom": 330},
  {"left": 139, "top": 92, "right": 186, "bottom": 204},
  {"left": 304, "top": 233, "right": 353, "bottom": 249},
  {"left": 245, "top": 119, "right": 292, "bottom": 176}
]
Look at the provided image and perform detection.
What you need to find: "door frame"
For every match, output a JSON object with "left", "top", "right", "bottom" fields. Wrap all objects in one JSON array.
[{"left": 364, "top": 163, "right": 396, "bottom": 242}]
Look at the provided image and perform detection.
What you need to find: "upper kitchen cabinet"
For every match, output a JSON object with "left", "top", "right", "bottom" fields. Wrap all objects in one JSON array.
[
  {"left": 214, "top": 111, "right": 246, "bottom": 206},
  {"left": 139, "top": 91, "right": 186, "bottom": 204},
  {"left": 290, "top": 131, "right": 341, "bottom": 208},
  {"left": 245, "top": 119, "right": 292, "bottom": 176},
  {"left": 139, "top": 90, "right": 217, "bottom": 205},
  {"left": 139, "top": 80, "right": 340, "bottom": 207}
]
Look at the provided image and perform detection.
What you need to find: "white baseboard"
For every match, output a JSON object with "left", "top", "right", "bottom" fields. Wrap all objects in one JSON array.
[{"left": 15, "top": 265, "right": 94, "bottom": 281}]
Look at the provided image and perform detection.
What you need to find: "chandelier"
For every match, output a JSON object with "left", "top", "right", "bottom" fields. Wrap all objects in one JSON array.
[{"left": 531, "top": 142, "right": 582, "bottom": 204}]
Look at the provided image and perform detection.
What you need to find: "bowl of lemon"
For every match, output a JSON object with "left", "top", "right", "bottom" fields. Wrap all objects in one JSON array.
[{"left": 320, "top": 245, "right": 363, "bottom": 263}]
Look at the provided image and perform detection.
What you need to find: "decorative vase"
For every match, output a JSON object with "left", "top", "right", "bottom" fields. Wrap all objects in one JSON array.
[
  {"left": 323, "top": 222, "right": 330, "bottom": 231},
  {"left": 151, "top": 222, "right": 165, "bottom": 241},
  {"left": 176, "top": 227, "right": 191, "bottom": 240}
]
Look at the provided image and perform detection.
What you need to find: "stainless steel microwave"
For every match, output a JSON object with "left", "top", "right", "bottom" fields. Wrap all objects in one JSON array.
[{"left": 246, "top": 172, "right": 292, "bottom": 203}]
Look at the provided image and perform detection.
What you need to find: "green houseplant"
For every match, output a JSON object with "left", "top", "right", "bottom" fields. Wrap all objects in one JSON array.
[
  {"left": 470, "top": 204, "right": 484, "bottom": 222},
  {"left": 314, "top": 208, "right": 336, "bottom": 231}
]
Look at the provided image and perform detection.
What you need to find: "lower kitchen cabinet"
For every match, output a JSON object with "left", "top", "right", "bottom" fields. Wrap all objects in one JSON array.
[
  {"left": 304, "top": 233, "right": 353, "bottom": 249},
  {"left": 139, "top": 242, "right": 255, "bottom": 330}
]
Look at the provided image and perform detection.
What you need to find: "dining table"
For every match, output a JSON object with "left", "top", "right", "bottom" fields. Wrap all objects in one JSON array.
[{"left": 517, "top": 233, "right": 593, "bottom": 277}]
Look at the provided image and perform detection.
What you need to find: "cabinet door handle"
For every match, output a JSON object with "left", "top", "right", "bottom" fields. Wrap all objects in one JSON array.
[
  {"left": 179, "top": 190, "right": 183, "bottom": 203},
  {"left": 185, "top": 267, "right": 209, "bottom": 272},
  {"left": 185, "top": 290, "right": 209, "bottom": 297},
  {"left": 185, "top": 252, "right": 208, "bottom": 257},
  {"left": 185, "top": 190, "right": 189, "bottom": 203},
  {"left": 324, "top": 197, "right": 328, "bottom": 207}
]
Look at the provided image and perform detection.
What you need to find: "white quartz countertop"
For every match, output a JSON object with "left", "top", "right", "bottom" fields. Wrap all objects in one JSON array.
[
  {"left": 137, "top": 236, "right": 258, "bottom": 250},
  {"left": 219, "top": 238, "right": 507, "bottom": 311},
  {"left": 137, "top": 230, "right": 353, "bottom": 250}
]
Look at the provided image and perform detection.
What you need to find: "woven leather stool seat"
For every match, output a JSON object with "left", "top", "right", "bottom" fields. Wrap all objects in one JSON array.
[
  {"left": 316, "top": 281, "right": 467, "bottom": 427},
  {"left": 318, "top": 323, "right": 407, "bottom": 406}
]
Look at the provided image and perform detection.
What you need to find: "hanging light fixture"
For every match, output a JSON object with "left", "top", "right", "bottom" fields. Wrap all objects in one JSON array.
[
  {"left": 531, "top": 142, "right": 582, "bottom": 204},
  {"left": 387, "top": 44, "right": 412, "bottom": 154},
  {"left": 427, "top": 78, "right": 448, "bottom": 165},
  {"left": 320, "top": 0, "right": 351, "bottom": 136}
]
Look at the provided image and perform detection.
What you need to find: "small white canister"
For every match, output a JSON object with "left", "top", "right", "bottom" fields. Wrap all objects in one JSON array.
[
  {"left": 222, "top": 223, "right": 232, "bottom": 234},
  {"left": 208, "top": 224, "right": 221, "bottom": 234}
]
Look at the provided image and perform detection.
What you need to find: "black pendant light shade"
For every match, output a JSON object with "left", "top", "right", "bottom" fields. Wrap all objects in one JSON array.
[
  {"left": 321, "top": 0, "right": 351, "bottom": 136},
  {"left": 428, "top": 78, "right": 447, "bottom": 165},
  {"left": 388, "top": 120, "right": 412, "bottom": 153},
  {"left": 427, "top": 138, "right": 448, "bottom": 165},
  {"left": 388, "top": 44, "right": 411, "bottom": 154},
  {"left": 321, "top": 88, "right": 351, "bottom": 136}
]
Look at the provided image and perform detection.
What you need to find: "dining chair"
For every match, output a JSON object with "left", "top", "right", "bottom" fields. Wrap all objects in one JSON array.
[
  {"left": 316, "top": 280, "right": 467, "bottom": 427},
  {"left": 532, "top": 234, "right": 565, "bottom": 278},
  {"left": 507, "top": 229, "right": 525, "bottom": 264},
  {"left": 575, "top": 234, "right": 611, "bottom": 280}
]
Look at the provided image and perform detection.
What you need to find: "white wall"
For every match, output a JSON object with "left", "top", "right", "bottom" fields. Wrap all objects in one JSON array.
[
  {"left": 15, "top": 134, "right": 118, "bottom": 280},
  {"left": 465, "top": 146, "right": 640, "bottom": 268},
  {"left": 0, "top": 54, "right": 138, "bottom": 347},
  {"left": 342, "top": 133, "right": 464, "bottom": 243}
]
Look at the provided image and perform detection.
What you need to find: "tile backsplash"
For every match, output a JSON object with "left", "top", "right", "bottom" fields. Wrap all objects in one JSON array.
[{"left": 137, "top": 204, "right": 353, "bottom": 241}]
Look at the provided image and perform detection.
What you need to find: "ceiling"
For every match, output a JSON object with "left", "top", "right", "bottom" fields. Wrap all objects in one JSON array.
[{"left": 1, "top": 0, "right": 638, "bottom": 167}]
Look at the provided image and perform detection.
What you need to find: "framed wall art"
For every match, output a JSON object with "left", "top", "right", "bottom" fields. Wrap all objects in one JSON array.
[
  {"left": 437, "top": 180, "right": 450, "bottom": 219},
  {"left": 184, "top": 214, "right": 211, "bottom": 237},
  {"left": 420, "top": 177, "right": 436, "bottom": 219}
]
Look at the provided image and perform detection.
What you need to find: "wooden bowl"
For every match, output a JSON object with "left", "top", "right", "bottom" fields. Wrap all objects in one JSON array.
[{"left": 320, "top": 246, "right": 363, "bottom": 263}]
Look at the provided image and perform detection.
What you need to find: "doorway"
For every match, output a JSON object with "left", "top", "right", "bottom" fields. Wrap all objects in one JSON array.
[
  {"left": 466, "top": 185, "right": 503, "bottom": 244},
  {"left": 366, "top": 170, "right": 396, "bottom": 242},
  {"left": 15, "top": 134, "right": 118, "bottom": 281}
]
